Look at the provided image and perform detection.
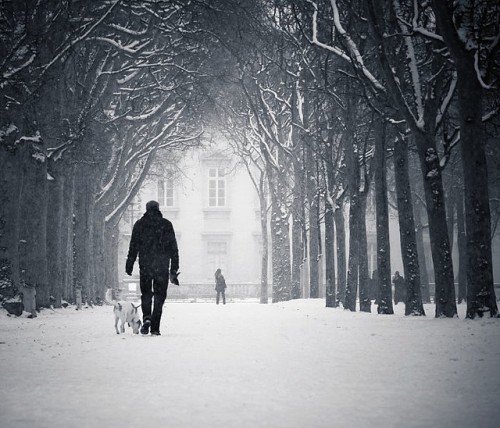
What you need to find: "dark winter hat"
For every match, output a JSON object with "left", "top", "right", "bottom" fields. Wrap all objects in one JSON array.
[{"left": 146, "top": 200, "right": 160, "bottom": 211}]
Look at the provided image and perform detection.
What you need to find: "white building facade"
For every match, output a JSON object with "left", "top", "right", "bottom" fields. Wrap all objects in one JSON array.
[{"left": 119, "top": 146, "right": 264, "bottom": 298}]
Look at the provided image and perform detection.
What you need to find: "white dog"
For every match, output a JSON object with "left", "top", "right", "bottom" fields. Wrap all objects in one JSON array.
[{"left": 113, "top": 301, "right": 142, "bottom": 334}]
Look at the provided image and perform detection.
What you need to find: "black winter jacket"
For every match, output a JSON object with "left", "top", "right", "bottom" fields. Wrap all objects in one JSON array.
[
  {"left": 215, "top": 274, "right": 226, "bottom": 292},
  {"left": 126, "top": 209, "right": 179, "bottom": 276}
]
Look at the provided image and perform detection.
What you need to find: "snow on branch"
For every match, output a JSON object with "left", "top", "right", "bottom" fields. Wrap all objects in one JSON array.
[
  {"left": 435, "top": 72, "right": 457, "bottom": 128},
  {"left": 474, "top": 51, "right": 493, "bottom": 90},
  {"left": 2, "top": 53, "right": 36, "bottom": 79},
  {"left": 108, "top": 23, "right": 148, "bottom": 37},
  {"left": 393, "top": 0, "right": 425, "bottom": 129},
  {"left": 105, "top": 150, "right": 156, "bottom": 225},
  {"left": 90, "top": 37, "right": 151, "bottom": 55},
  {"left": 308, "top": 0, "right": 385, "bottom": 92},
  {"left": 41, "top": 0, "right": 121, "bottom": 75},
  {"left": 394, "top": 0, "right": 444, "bottom": 44},
  {"left": 125, "top": 106, "right": 186, "bottom": 167}
]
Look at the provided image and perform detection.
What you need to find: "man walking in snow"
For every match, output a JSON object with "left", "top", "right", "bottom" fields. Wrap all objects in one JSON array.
[{"left": 126, "top": 200, "right": 179, "bottom": 335}]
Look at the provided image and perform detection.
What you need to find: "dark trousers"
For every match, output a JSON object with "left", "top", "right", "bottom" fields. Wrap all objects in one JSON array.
[
  {"left": 140, "top": 272, "right": 168, "bottom": 332},
  {"left": 216, "top": 290, "right": 226, "bottom": 305}
]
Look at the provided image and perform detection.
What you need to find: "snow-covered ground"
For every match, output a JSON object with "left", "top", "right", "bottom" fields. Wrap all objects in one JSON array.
[{"left": 1, "top": 300, "right": 499, "bottom": 428}]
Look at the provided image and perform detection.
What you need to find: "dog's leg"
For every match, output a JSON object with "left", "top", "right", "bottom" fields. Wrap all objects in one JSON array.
[
  {"left": 115, "top": 315, "right": 120, "bottom": 334},
  {"left": 121, "top": 318, "right": 125, "bottom": 333}
]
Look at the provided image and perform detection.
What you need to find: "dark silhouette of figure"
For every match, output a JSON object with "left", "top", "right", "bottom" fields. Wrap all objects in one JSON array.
[
  {"left": 126, "top": 200, "right": 179, "bottom": 335},
  {"left": 393, "top": 271, "right": 406, "bottom": 305},
  {"left": 215, "top": 268, "right": 226, "bottom": 305}
]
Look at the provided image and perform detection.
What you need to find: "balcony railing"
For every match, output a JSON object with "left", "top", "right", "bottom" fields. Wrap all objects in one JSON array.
[{"left": 120, "top": 278, "right": 264, "bottom": 301}]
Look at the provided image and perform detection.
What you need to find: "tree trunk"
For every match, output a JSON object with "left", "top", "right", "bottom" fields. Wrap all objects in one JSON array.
[
  {"left": 456, "top": 194, "right": 467, "bottom": 304},
  {"left": 259, "top": 189, "right": 269, "bottom": 304},
  {"left": 73, "top": 162, "right": 94, "bottom": 309},
  {"left": 457, "top": 70, "right": 497, "bottom": 317},
  {"left": 345, "top": 196, "right": 359, "bottom": 312},
  {"left": 46, "top": 167, "right": 65, "bottom": 307},
  {"left": 291, "top": 157, "right": 304, "bottom": 300},
  {"left": 344, "top": 129, "right": 360, "bottom": 312},
  {"left": 62, "top": 167, "right": 75, "bottom": 303},
  {"left": 374, "top": 121, "right": 393, "bottom": 315},
  {"left": 104, "top": 223, "right": 120, "bottom": 300},
  {"left": 0, "top": 146, "right": 23, "bottom": 298},
  {"left": 414, "top": 131, "right": 457, "bottom": 317},
  {"left": 358, "top": 195, "right": 371, "bottom": 313},
  {"left": 394, "top": 137, "right": 424, "bottom": 315},
  {"left": 268, "top": 170, "right": 291, "bottom": 303},
  {"left": 307, "top": 148, "right": 319, "bottom": 299},
  {"left": 93, "top": 210, "right": 106, "bottom": 304},
  {"left": 19, "top": 144, "right": 49, "bottom": 309},
  {"left": 413, "top": 199, "right": 431, "bottom": 303},
  {"left": 325, "top": 195, "right": 336, "bottom": 307},
  {"left": 344, "top": 101, "right": 360, "bottom": 312},
  {"left": 335, "top": 204, "right": 347, "bottom": 305},
  {"left": 324, "top": 139, "right": 337, "bottom": 307},
  {"left": 446, "top": 190, "right": 455, "bottom": 252},
  {"left": 430, "top": 0, "right": 497, "bottom": 318}
]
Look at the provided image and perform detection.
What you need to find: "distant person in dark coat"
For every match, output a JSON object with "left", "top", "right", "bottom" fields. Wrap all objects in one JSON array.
[
  {"left": 393, "top": 271, "right": 406, "bottom": 305},
  {"left": 215, "top": 268, "right": 227, "bottom": 305},
  {"left": 126, "top": 200, "right": 179, "bottom": 335}
]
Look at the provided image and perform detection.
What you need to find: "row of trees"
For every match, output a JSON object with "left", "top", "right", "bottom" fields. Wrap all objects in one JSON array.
[
  {"left": 1, "top": 0, "right": 498, "bottom": 319},
  {"left": 213, "top": 0, "right": 499, "bottom": 318},
  {"left": 0, "top": 1, "right": 210, "bottom": 314}
]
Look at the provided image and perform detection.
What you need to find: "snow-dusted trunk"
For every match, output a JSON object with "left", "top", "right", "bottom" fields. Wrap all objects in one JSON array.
[
  {"left": 306, "top": 144, "right": 319, "bottom": 299},
  {"left": 334, "top": 204, "right": 347, "bottom": 305},
  {"left": 259, "top": 186, "right": 269, "bottom": 304},
  {"left": 457, "top": 69, "right": 497, "bottom": 317},
  {"left": 62, "top": 167, "right": 75, "bottom": 303},
  {"left": 394, "top": 137, "right": 424, "bottom": 316},
  {"left": 46, "top": 167, "right": 65, "bottom": 308},
  {"left": 456, "top": 195, "right": 467, "bottom": 304},
  {"left": 324, "top": 200, "right": 336, "bottom": 307},
  {"left": 268, "top": 169, "right": 291, "bottom": 303},
  {"left": 19, "top": 143, "right": 49, "bottom": 308},
  {"left": 413, "top": 199, "right": 431, "bottom": 303},
  {"left": 345, "top": 138, "right": 360, "bottom": 312},
  {"left": 414, "top": 131, "right": 456, "bottom": 317},
  {"left": 73, "top": 162, "right": 95, "bottom": 309},
  {"left": 104, "top": 223, "right": 120, "bottom": 300},
  {"left": 270, "top": 205, "right": 291, "bottom": 302},
  {"left": 92, "top": 210, "right": 106, "bottom": 304},
  {"left": 325, "top": 154, "right": 336, "bottom": 308},
  {"left": 446, "top": 191, "right": 455, "bottom": 252},
  {"left": 358, "top": 195, "right": 371, "bottom": 313},
  {"left": 374, "top": 122, "right": 393, "bottom": 315},
  {"left": 291, "top": 154, "right": 304, "bottom": 300},
  {"left": 0, "top": 147, "right": 23, "bottom": 298},
  {"left": 430, "top": 0, "right": 497, "bottom": 318},
  {"left": 345, "top": 199, "right": 359, "bottom": 312}
]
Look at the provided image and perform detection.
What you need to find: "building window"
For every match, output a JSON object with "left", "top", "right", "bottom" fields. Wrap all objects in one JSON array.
[
  {"left": 207, "top": 241, "right": 227, "bottom": 278},
  {"left": 157, "top": 179, "right": 175, "bottom": 207},
  {"left": 165, "top": 179, "right": 174, "bottom": 207},
  {"left": 208, "top": 168, "right": 226, "bottom": 207}
]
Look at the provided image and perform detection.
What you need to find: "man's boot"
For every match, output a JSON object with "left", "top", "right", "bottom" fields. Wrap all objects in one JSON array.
[{"left": 141, "top": 318, "right": 151, "bottom": 335}]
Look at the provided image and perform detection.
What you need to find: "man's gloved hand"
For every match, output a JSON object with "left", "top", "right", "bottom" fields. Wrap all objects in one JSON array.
[
  {"left": 169, "top": 271, "right": 180, "bottom": 286},
  {"left": 125, "top": 261, "right": 133, "bottom": 276}
]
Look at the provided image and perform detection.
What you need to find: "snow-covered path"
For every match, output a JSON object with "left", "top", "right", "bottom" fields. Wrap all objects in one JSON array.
[{"left": 1, "top": 300, "right": 499, "bottom": 428}]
